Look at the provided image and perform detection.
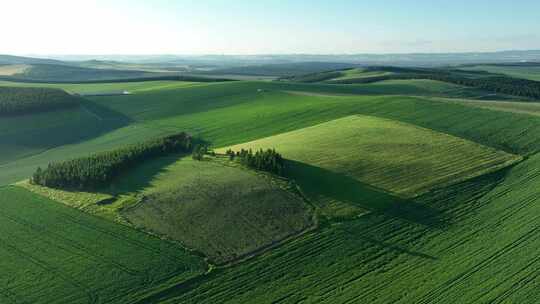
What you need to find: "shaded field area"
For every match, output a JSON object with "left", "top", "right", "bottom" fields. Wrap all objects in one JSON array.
[
  {"left": 3, "top": 75, "right": 540, "bottom": 304},
  {"left": 139, "top": 134, "right": 540, "bottom": 304},
  {"left": 0, "top": 80, "right": 212, "bottom": 95},
  {"left": 2, "top": 80, "right": 540, "bottom": 186},
  {"left": 460, "top": 65, "right": 540, "bottom": 81},
  {"left": 23, "top": 155, "right": 314, "bottom": 265},
  {"left": 121, "top": 157, "right": 314, "bottom": 264},
  {"left": 0, "top": 100, "right": 129, "bottom": 167},
  {"left": 224, "top": 115, "right": 521, "bottom": 197},
  {"left": 0, "top": 186, "right": 205, "bottom": 304}
]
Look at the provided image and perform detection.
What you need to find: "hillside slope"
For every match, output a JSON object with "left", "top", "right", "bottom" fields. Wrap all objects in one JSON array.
[{"left": 223, "top": 115, "right": 520, "bottom": 197}]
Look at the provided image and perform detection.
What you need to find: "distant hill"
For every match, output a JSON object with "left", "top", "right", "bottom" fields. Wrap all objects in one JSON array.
[
  {"left": 0, "top": 54, "right": 63, "bottom": 65},
  {"left": 200, "top": 62, "right": 358, "bottom": 77}
]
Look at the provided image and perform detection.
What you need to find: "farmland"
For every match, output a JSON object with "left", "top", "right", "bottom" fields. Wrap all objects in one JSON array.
[
  {"left": 1, "top": 80, "right": 539, "bottom": 186},
  {"left": 223, "top": 115, "right": 521, "bottom": 197},
  {"left": 150, "top": 153, "right": 540, "bottom": 303},
  {"left": 121, "top": 157, "right": 314, "bottom": 264},
  {"left": 0, "top": 186, "right": 205, "bottom": 304},
  {"left": 2, "top": 60, "right": 540, "bottom": 304},
  {"left": 460, "top": 64, "right": 540, "bottom": 81},
  {"left": 0, "top": 86, "right": 81, "bottom": 115}
]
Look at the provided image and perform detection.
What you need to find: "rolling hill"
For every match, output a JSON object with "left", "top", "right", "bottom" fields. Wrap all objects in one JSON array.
[
  {"left": 223, "top": 115, "right": 520, "bottom": 198},
  {"left": 2, "top": 64, "right": 540, "bottom": 304}
]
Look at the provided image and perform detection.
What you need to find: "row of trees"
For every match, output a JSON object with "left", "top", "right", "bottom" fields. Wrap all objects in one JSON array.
[
  {"left": 415, "top": 74, "right": 540, "bottom": 99},
  {"left": 281, "top": 71, "right": 345, "bottom": 83},
  {"left": 225, "top": 148, "right": 285, "bottom": 176},
  {"left": 0, "top": 87, "right": 80, "bottom": 116},
  {"left": 331, "top": 68, "right": 540, "bottom": 99},
  {"left": 31, "top": 132, "right": 193, "bottom": 190}
]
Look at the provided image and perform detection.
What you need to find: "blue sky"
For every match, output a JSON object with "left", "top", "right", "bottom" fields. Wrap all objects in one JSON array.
[{"left": 3, "top": 0, "right": 539, "bottom": 55}]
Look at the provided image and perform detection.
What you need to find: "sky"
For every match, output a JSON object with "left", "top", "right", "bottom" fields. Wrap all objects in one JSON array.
[{"left": 2, "top": 0, "right": 540, "bottom": 55}]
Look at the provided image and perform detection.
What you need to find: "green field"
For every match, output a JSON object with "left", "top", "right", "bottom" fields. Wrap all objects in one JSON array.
[
  {"left": 327, "top": 68, "right": 394, "bottom": 81},
  {"left": 461, "top": 65, "right": 540, "bottom": 81},
  {"left": 3, "top": 73, "right": 540, "bottom": 303},
  {"left": 0, "top": 80, "right": 210, "bottom": 94},
  {"left": 121, "top": 157, "right": 314, "bottom": 264},
  {"left": 0, "top": 64, "right": 29, "bottom": 76},
  {"left": 23, "top": 154, "right": 314, "bottom": 265},
  {"left": 0, "top": 186, "right": 205, "bottom": 304},
  {"left": 0, "top": 80, "right": 538, "bottom": 186},
  {"left": 434, "top": 97, "right": 540, "bottom": 117},
  {"left": 151, "top": 153, "right": 540, "bottom": 303},
  {"left": 223, "top": 115, "right": 520, "bottom": 197}
]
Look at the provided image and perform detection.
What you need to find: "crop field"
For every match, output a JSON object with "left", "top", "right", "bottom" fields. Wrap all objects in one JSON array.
[
  {"left": 127, "top": 89, "right": 540, "bottom": 304},
  {"left": 327, "top": 68, "right": 394, "bottom": 81},
  {"left": 0, "top": 80, "right": 211, "bottom": 95},
  {"left": 148, "top": 153, "right": 540, "bottom": 304},
  {"left": 2, "top": 67, "right": 540, "bottom": 304},
  {"left": 121, "top": 157, "right": 314, "bottom": 264},
  {"left": 23, "top": 154, "right": 314, "bottom": 265},
  {"left": 0, "top": 64, "right": 29, "bottom": 76},
  {"left": 223, "top": 115, "right": 521, "bottom": 197},
  {"left": 435, "top": 98, "right": 540, "bottom": 117},
  {"left": 460, "top": 65, "right": 540, "bottom": 81},
  {"left": 2, "top": 80, "right": 540, "bottom": 186},
  {"left": 0, "top": 186, "right": 205, "bottom": 304},
  {"left": 0, "top": 102, "right": 127, "bottom": 167}
]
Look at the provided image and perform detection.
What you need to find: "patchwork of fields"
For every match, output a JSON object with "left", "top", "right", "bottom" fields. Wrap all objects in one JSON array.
[
  {"left": 2, "top": 67, "right": 540, "bottom": 304},
  {"left": 152, "top": 154, "right": 540, "bottom": 303},
  {"left": 460, "top": 64, "right": 540, "bottom": 81}
]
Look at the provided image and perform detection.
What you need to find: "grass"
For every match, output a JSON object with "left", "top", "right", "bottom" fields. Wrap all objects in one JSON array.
[
  {"left": 4, "top": 77, "right": 540, "bottom": 303},
  {"left": 2, "top": 80, "right": 540, "bottom": 186},
  {"left": 433, "top": 97, "right": 540, "bottom": 117},
  {"left": 0, "top": 186, "right": 205, "bottom": 304},
  {"left": 137, "top": 122, "right": 540, "bottom": 304},
  {"left": 222, "top": 115, "right": 521, "bottom": 198},
  {"left": 0, "top": 64, "right": 29, "bottom": 76},
  {"left": 328, "top": 68, "right": 394, "bottom": 81},
  {"left": 460, "top": 65, "right": 540, "bottom": 81},
  {"left": 0, "top": 80, "right": 210, "bottom": 94},
  {"left": 121, "top": 157, "right": 314, "bottom": 264},
  {"left": 0, "top": 102, "right": 127, "bottom": 166},
  {"left": 23, "top": 154, "right": 315, "bottom": 265}
]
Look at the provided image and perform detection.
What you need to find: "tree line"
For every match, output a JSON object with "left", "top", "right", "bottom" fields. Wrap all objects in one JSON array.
[
  {"left": 31, "top": 132, "right": 193, "bottom": 190},
  {"left": 0, "top": 87, "right": 80, "bottom": 116},
  {"left": 330, "top": 68, "right": 540, "bottom": 99},
  {"left": 225, "top": 148, "right": 285, "bottom": 176}
]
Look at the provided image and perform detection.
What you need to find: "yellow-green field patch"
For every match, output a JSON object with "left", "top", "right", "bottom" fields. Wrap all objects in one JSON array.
[
  {"left": 223, "top": 115, "right": 521, "bottom": 198},
  {"left": 0, "top": 64, "right": 29, "bottom": 75}
]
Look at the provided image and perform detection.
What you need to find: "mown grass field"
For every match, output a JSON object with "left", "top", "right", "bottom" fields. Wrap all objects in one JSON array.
[
  {"left": 223, "top": 115, "right": 520, "bottom": 197},
  {"left": 0, "top": 186, "right": 205, "bottom": 304}
]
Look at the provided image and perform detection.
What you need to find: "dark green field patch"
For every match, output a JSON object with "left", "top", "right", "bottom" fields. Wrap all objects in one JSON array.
[
  {"left": 0, "top": 186, "right": 205, "bottom": 304},
  {"left": 116, "top": 157, "right": 314, "bottom": 265}
]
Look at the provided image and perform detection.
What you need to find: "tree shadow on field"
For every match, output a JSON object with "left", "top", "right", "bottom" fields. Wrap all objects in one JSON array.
[
  {"left": 285, "top": 160, "right": 447, "bottom": 228},
  {"left": 103, "top": 153, "right": 186, "bottom": 195}
]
